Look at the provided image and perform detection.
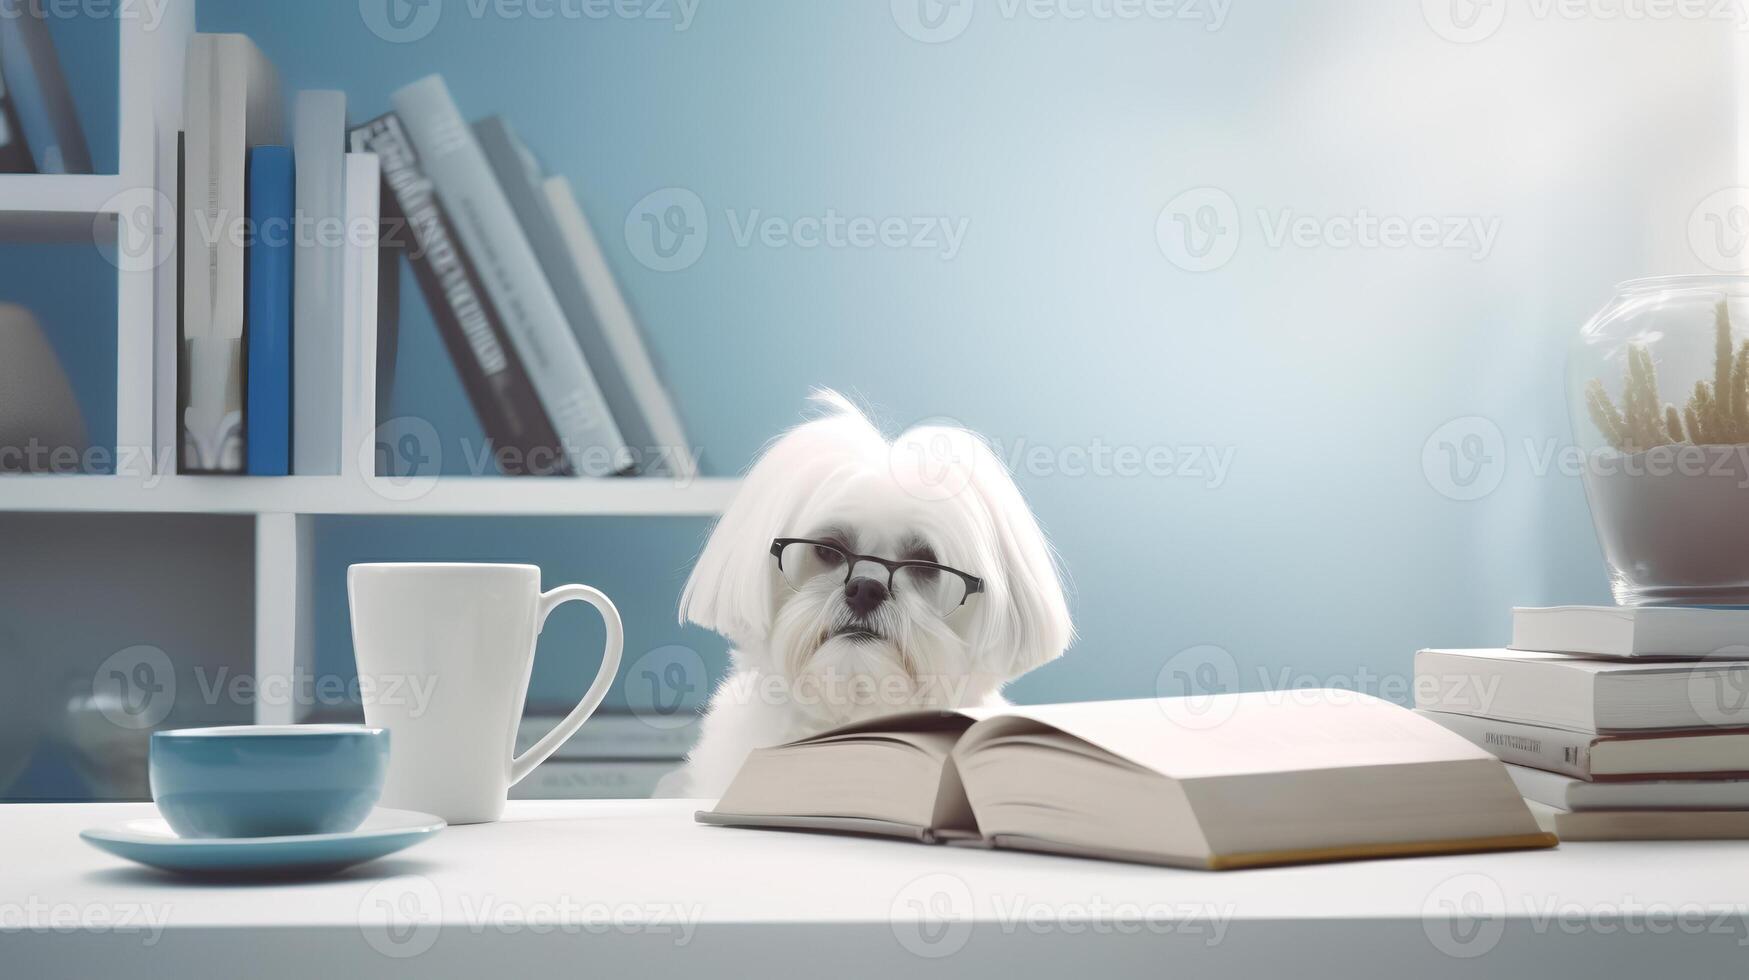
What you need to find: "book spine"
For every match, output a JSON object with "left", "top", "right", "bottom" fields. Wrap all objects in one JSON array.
[
  {"left": 0, "top": 57, "right": 31, "bottom": 172},
  {"left": 338, "top": 153, "right": 380, "bottom": 479},
  {"left": 245, "top": 146, "right": 294, "bottom": 476},
  {"left": 514, "top": 715, "right": 700, "bottom": 761},
  {"left": 1414, "top": 709, "right": 1593, "bottom": 779},
  {"left": 542, "top": 176, "right": 696, "bottom": 479},
  {"left": 181, "top": 35, "right": 280, "bottom": 473},
  {"left": 508, "top": 760, "right": 678, "bottom": 800},
  {"left": 390, "top": 75, "right": 629, "bottom": 477},
  {"left": 350, "top": 112, "right": 569, "bottom": 475},
  {"left": 474, "top": 117, "right": 658, "bottom": 474},
  {"left": 179, "top": 34, "right": 226, "bottom": 471},
  {"left": 291, "top": 91, "right": 347, "bottom": 475},
  {"left": 0, "top": 10, "right": 91, "bottom": 173}
]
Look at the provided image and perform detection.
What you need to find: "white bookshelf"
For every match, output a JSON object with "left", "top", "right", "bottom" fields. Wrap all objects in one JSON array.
[
  {"left": 0, "top": 474, "right": 742, "bottom": 516},
  {"left": 0, "top": 1, "right": 736, "bottom": 725}
]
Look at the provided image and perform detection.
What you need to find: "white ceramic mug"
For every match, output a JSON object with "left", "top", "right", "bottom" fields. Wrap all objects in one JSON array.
[{"left": 347, "top": 562, "right": 623, "bottom": 824}]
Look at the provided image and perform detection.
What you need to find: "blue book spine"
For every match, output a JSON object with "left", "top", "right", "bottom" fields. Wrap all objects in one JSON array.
[{"left": 246, "top": 146, "right": 295, "bottom": 476}]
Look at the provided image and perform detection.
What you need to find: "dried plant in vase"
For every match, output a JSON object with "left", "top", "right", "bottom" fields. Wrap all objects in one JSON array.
[
  {"left": 1570, "top": 279, "right": 1749, "bottom": 606},
  {"left": 1585, "top": 300, "right": 1749, "bottom": 452}
]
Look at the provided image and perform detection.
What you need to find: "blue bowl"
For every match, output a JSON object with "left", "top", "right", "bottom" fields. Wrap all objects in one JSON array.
[{"left": 149, "top": 726, "right": 390, "bottom": 839}]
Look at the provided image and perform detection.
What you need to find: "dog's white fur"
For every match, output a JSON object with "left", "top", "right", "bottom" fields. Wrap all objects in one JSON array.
[{"left": 665, "top": 391, "right": 1072, "bottom": 799}]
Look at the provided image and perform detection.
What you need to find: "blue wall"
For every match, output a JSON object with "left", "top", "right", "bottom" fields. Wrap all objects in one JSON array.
[{"left": 20, "top": 1, "right": 1744, "bottom": 715}]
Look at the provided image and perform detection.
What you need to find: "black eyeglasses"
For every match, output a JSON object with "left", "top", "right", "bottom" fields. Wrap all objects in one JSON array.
[{"left": 770, "top": 538, "right": 984, "bottom": 616}]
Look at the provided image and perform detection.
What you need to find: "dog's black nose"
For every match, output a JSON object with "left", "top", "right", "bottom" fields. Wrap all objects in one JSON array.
[{"left": 844, "top": 576, "right": 888, "bottom": 618}]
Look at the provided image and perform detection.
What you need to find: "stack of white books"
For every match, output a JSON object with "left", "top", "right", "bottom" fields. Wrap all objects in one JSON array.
[
  {"left": 1415, "top": 606, "right": 1749, "bottom": 840},
  {"left": 508, "top": 710, "right": 697, "bottom": 800}
]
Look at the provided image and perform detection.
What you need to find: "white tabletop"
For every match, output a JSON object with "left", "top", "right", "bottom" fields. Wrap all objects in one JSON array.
[{"left": 8, "top": 799, "right": 1749, "bottom": 978}]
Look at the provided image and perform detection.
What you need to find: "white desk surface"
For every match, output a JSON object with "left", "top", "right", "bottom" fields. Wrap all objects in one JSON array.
[{"left": 8, "top": 799, "right": 1749, "bottom": 978}]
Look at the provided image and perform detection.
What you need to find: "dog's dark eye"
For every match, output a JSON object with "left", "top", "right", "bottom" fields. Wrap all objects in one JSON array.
[{"left": 813, "top": 544, "right": 846, "bottom": 566}]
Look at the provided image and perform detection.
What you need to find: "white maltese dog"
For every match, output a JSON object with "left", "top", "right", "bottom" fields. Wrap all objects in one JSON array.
[{"left": 664, "top": 391, "right": 1072, "bottom": 799}]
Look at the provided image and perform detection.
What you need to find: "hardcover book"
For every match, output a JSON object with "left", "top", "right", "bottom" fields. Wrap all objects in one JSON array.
[
  {"left": 0, "top": 49, "right": 33, "bottom": 173},
  {"left": 351, "top": 111, "right": 568, "bottom": 475},
  {"left": 1416, "top": 709, "right": 1749, "bottom": 781},
  {"left": 337, "top": 153, "right": 379, "bottom": 480},
  {"left": 1528, "top": 801, "right": 1749, "bottom": 841},
  {"left": 1511, "top": 605, "right": 1749, "bottom": 659},
  {"left": 699, "top": 692, "right": 1555, "bottom": 870},
  {"left": 244, "top": 145, "right": 294, "bottom": 476},
  {"left": 510, "top": 760, "right": 679, "bottom": 800},
  {"left": 391, "top": 75, "right": 629, "bottom": 476},
  {"left": 544, "top": 175, "right": 697, "bottom": 480},
  {"left": 291, "top": 91, "right": 347, "bottom": 475},
  {"left": 476, "top": 116, "right": 669, "bottom": 476},
  {"left": 1507, "top": 763, "right": 1749, "bottom": 811},
  {"left": 181, "top": 34, "right": 282, "bottom": 473},
  {"left": 515, "top": 712, "right": 700, "bottom": 761},
  {"left": 0, "top": 8, "right": 91, "bottom": 173},
  {"left": 1415, "top": 648, "right": 1749, "bottom": 732}
]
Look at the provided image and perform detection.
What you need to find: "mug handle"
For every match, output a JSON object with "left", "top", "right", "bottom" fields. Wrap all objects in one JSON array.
[{"left": 508, "top": 583, "right": 624, "bottom": 786}]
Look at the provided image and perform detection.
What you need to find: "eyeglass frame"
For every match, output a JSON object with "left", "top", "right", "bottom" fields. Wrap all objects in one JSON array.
[{"left": 768, "top": 537, "right": 984, "bottom": 608}]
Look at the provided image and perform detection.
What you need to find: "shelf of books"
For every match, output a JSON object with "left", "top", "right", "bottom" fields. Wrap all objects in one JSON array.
[
  {"left": 0, "top": 0, "right": 737, "bottom": 736},
  {"left": 0, "top": 0, "right": 735, "bottom": 516}
]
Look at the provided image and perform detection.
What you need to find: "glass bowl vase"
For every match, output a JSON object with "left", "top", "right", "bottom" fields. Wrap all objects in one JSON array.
[{"left": 1570, "top": 275, "right": 1749, "bottom": 605}]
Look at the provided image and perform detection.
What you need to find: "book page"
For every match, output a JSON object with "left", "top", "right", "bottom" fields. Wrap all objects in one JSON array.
[{"left": 956, "top": 691, "right": 1496, "bottom": 780}]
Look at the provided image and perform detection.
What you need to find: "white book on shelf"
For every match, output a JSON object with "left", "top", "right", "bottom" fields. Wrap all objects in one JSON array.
[
  {"left": 543, "top": 175, "right": 697, "bottom": 480},
  {"left": 292, "top": 91, "right": 348, "bottom": 475},
  {"left": 338, "top": 152, "right": 379, "bottom": 481},
  {"left": 180, "top": 33, "right": 281, "bottom": 473},
  {"left": 1511, "top": 605, "right": 1749, "bottom": 659},
  {"left": 509, "top": 759, "right": 679, "bottom": 800},
  {"left": 515, "top": 712, "right": 700, "bottom": 761},
  {"left": 390, "top": 75, "right": 628, "bottom": 477}
]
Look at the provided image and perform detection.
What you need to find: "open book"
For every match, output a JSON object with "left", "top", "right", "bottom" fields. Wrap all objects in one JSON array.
[{"left": 697, "top": 691, "right": 1555, "bottom": 870}]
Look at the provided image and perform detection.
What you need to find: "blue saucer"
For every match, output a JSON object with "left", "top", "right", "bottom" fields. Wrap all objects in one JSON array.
[{"left": 80, "top": 807, "right": 445, "bottom": 877}]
